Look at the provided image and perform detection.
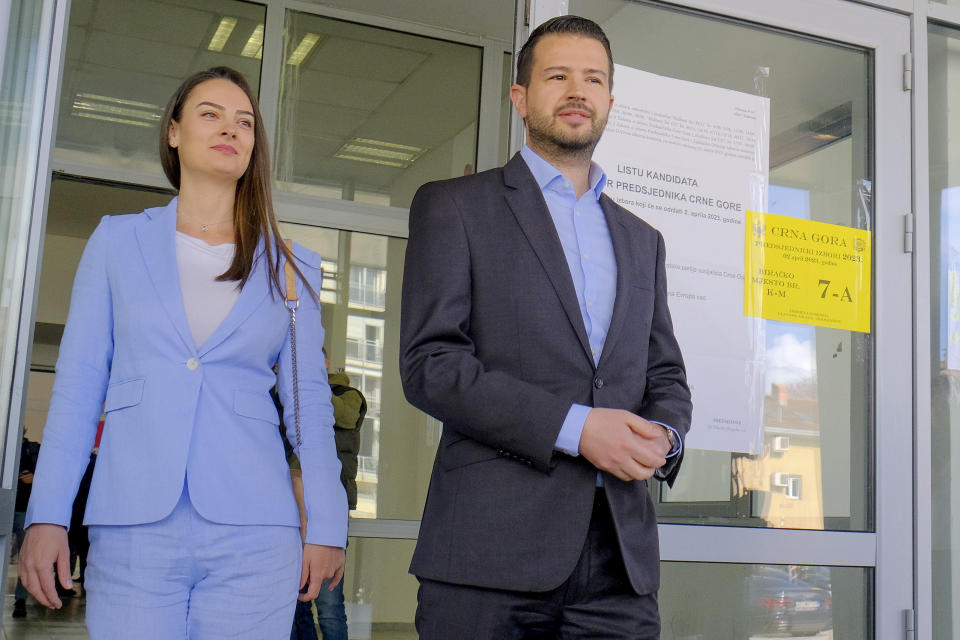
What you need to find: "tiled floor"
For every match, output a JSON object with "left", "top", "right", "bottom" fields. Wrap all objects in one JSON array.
[
  {"left": 1, "top": 563, "right": 417, "bottom": 640},
  {"left": 1, "top": 562, "right": 831, "bottom": 640},
  {"left": 2, "top": 564, "right": 88, "bottom": 640}
]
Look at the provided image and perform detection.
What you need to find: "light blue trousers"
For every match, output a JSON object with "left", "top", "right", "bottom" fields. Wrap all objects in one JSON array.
[{"left": 84, "top": 484, "right": 302, "bottom": 639}]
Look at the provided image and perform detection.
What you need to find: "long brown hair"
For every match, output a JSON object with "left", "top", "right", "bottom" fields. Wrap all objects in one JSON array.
[{"left": 159, "top": 66, "right": 315, "bottom": 302}]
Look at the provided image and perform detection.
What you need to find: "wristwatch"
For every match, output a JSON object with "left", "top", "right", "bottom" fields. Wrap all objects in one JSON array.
[{"left": 664, "top": 427, "right": 677, "bottom": 450}]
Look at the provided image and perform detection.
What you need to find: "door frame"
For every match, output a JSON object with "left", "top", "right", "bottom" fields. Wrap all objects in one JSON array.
[
  {"left": 525, "top": 0, "right": 914, "bottom": 637},
  {"left": 0, "top": 0, "right": 72, "bottom": 623},
  {"left": 2, "top": 0, "right": 917, "bottom": 635}
]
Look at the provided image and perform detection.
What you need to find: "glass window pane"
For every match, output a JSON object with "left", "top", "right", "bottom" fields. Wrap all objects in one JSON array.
[
  {"left": 276, "top": 10, "right": 483, "bottom": 208},
  {"left": 660, "top": 563, "right": 870, "bottom": 639},
  {"left": 571, "top": 0, "right": 873, "bottom": 531},
  {"left": 281, "top": 223, "right": 438, "bottom": 521},
  {"left": 56, "top": 0, "right": 265, "bottom": 177},
  {"left": 929, "top": 21, "right": 960, "bottom": 640},
  {"left": 342, "top": 537, "right": 418, "bottom": 638},
  {"left": 338, "top": 547, "right": 872, "bottom": 640},
  {"left": 0, "top": 0, "right": 60, "bottom": 477},
  {"left": 292, "top": 0, "right": 514, "bottom": 42}
]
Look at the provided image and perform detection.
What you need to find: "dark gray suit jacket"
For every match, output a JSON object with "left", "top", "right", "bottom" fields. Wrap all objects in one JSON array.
[{"left": 399, "top": 153, "right": 692, "bottom": 595}]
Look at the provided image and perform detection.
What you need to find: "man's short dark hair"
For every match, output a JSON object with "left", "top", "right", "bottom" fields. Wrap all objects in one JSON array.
[{"left": 515, "top": 15, "right": 613, "bottom": 89}]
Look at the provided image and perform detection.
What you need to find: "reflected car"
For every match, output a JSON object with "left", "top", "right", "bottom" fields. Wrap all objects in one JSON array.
[{"left": 745, "top": 566, "right": 833, "bottom": 636}]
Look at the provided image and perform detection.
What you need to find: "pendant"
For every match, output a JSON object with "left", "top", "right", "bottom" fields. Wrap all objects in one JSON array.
[{"left": 201, "top": 224, "right": 209, "bottom": 232}]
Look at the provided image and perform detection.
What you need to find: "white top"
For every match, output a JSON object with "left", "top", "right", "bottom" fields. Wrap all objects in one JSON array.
[{"left": 175, "top": 231, "right": 240, "bottom": 349}]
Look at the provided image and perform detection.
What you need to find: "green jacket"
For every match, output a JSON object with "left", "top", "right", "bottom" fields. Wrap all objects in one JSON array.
[
  {"left": 328, "top": 372, "right": 365, "bottom": 510},
  {"left": 283, "top": 372, "right": 366, "bottom": 509}
]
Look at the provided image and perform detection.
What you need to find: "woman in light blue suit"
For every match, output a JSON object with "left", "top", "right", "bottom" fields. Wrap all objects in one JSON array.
[{"left": 19, "top": 67, "right": 347, "bottom": 638}]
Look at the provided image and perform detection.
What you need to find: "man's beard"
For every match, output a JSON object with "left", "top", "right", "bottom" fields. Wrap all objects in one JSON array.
[{"left": 525, "top": 102, "right": 607, "bottom": 163}]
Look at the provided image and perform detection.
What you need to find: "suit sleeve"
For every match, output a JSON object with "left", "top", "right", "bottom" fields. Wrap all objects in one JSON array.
[
  {"left": 26, "top": 216, "right": 114, "bottom": 528},
  {"left": 640, "top": 230, "right": 692, "bottom": 485},
  {"left": 399, "top": 181, "right": 572, "bottom": 473},
  {"left": 276, "top": 246, "right": 348, "bottom": 547}
]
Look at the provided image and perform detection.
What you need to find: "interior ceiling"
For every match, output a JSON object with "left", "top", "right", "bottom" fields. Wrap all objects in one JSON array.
[
  {"left": 589, "top": 0, "right": 869, "bottom": 148},
  {"left": 298, "top": 0, "right": 516, "bottom": 42},
  {"left": 58, "top": 0, "right": 501, "bottom": 193},
  {"left": 277, "top": 12, "right": 484, "bottom": 189},
  {"left": 52, "top": 0, "right": 866, "bottom": 227}
]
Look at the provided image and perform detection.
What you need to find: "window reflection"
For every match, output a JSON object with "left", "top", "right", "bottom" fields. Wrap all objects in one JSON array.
[
  {"left": 276, "top": 10, "right": 483, "bottom": 208},
  {"left": 280, "top": 223, "right": 439, "bottom": 522},
  {"left": 660, "top": 562, "right": 868, "bottom": 639},
  {"left": 573, "top": 0, "right": 873, "bottom": 533},
  {"left": 929, "top": 22, "right": 960, "bottom": 639},
  {"left": 333, "top": 547, "right": 868, "bottom": 640},
  {"left": 56, "top": 0, "right": 265, "bottom": 177}
]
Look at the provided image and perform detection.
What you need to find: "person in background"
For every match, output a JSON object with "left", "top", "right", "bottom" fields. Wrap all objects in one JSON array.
[
  {"left": 290, "top": 348, "right": 366, "bottom": 640},
  {"left": 11, "top": 436, "right": 40, "bottom": 618},
  {"left": 67, "top": 446, "right": 97, "bottom": 596},
  {"left": 18, "top": 66, "right": 346, "bottom": 639}
]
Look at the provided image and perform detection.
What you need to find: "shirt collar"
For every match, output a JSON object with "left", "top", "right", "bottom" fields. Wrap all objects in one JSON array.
[{"left": 520, "top": 145, "right": 607, "bottom": 201}]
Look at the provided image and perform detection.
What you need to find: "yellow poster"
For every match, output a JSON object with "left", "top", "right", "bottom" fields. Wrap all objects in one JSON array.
[{"left": 744, "top": 211, "right": 871, "bottom": 333}]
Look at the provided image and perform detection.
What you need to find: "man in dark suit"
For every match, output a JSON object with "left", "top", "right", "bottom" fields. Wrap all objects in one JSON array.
[{"left": 400, "top": 15, "right": 692, "bottom": 639}]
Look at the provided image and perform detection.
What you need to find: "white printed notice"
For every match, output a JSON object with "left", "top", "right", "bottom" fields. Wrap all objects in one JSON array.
[{"left": 593, "top": 65, "right": 770, "bottom": 454}]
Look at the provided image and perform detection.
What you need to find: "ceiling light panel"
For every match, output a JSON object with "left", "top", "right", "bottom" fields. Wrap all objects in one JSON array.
[
  {"left": 287, "top": 33, "right": 320, "bottom": 66},
  {"left": 241, "top": 23, "right": 264, "bottom": 59},
  {"left": 207, "top": 16, "right": 237, "bottom": 52},
  {"left": 71, "top": 93, "right": 162, "bottom": 128},
  {"left": 334, "top": 138, "right": 425, "bottom": 168}
]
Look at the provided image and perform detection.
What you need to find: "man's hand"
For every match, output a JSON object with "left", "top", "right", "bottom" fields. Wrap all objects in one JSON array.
[
  {"left": 19, "top": 523, "right": 72, "bottom": 609},
  {"left": 299, "top": 544, "right": 345, "bottom": 602},
  {"left": 579, "top": 408, "right": 672, "bottom": 481}
]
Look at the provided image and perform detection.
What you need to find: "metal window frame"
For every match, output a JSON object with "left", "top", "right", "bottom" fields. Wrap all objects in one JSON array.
[
  {"left": 523, "top": 1, "right": 912, "bottom": 639},
  {"left": 7, "top": 0, "right": 936, "bottom": 636},
  {"left": 263, "top": 1, "right": 513, "bottom": 227},
  {"left": 2, "top": 0, "right": 71, "bottom": 503},
  {"left": 0, "top": 0, "right": 72, "bottom": 621},
  {"left": 48, "top": 0, "right": 514, "bottom": 237}
]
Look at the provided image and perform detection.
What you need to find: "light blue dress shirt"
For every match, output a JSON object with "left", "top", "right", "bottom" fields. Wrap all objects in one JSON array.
[{"left": 519, "top": 146, "right": 682, "bottom": 462}]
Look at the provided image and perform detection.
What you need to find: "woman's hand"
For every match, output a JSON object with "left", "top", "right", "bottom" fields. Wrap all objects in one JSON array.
[
  {"left": 19, "top": 523, "right": 73, "bottom": 609},
  {"left": 298, "top": 544, "right": 345, "bottom": 601}
]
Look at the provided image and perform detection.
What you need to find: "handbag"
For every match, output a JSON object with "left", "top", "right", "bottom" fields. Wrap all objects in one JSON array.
[{"left": 283, "top": 239, "right": 302, "bottom": 451}]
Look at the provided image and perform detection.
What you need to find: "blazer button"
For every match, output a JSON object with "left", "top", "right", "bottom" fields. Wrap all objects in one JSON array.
[
  {"left": 186, "top": 357, "right": 200, "bottom": 371},
  {"left": 593, "top": 376, "right": 604, "bottom": 389}
]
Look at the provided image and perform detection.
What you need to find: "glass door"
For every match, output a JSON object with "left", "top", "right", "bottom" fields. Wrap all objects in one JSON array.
[
  {"left": 544, "top": 0, "right": 913, "bottom": 637},
  {"left": 0, "top": 0, "right": 70, "bottom": 620}
]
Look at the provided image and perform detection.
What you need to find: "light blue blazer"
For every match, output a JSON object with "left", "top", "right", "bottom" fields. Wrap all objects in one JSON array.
[{"left": 25, "top": 197, "right": 348, "bottom": 547}]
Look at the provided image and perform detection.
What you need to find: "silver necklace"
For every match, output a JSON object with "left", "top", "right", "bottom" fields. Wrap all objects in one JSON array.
[{"left": 180, "top": 211, "right": 232, "bottom": 233}]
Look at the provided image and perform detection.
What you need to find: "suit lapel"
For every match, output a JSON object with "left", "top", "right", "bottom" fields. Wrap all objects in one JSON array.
[
  {"left": 597, "top": 196, "right": 632, "bottom": 369},
  {"left": 136, "top": 198, "right": 197, "bottom": 354},
  {"left": 136, "top": 198, "right": 273, "bottom": 357},
  {"left": 502, "top": 154, "right": 593, "bottom": 364},
  {"left": 197, "top": 239, "right": 271, "bottom": 357}
]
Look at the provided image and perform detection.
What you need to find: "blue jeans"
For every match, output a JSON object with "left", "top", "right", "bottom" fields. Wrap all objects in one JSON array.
[
  {"left": 315, "top": 578, "right": 348, "bottom": 640},
  {"left": 12, "top": 511, "right": 26, "bottom": 601},
  {"left": 290, "top": 579, "right": 347, "bottom": 640},
  {"left": 291, "top": 599, "right": 318, "bottom": 640}
]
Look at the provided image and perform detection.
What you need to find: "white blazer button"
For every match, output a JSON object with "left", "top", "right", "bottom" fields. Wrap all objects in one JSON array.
[{"left": 187, "top": 358, "right": 200, "bottom": 371}]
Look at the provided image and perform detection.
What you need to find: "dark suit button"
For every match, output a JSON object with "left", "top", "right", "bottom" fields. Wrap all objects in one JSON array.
[{"left": 594, "top": 376, "right": 604, "bottom": 389}]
